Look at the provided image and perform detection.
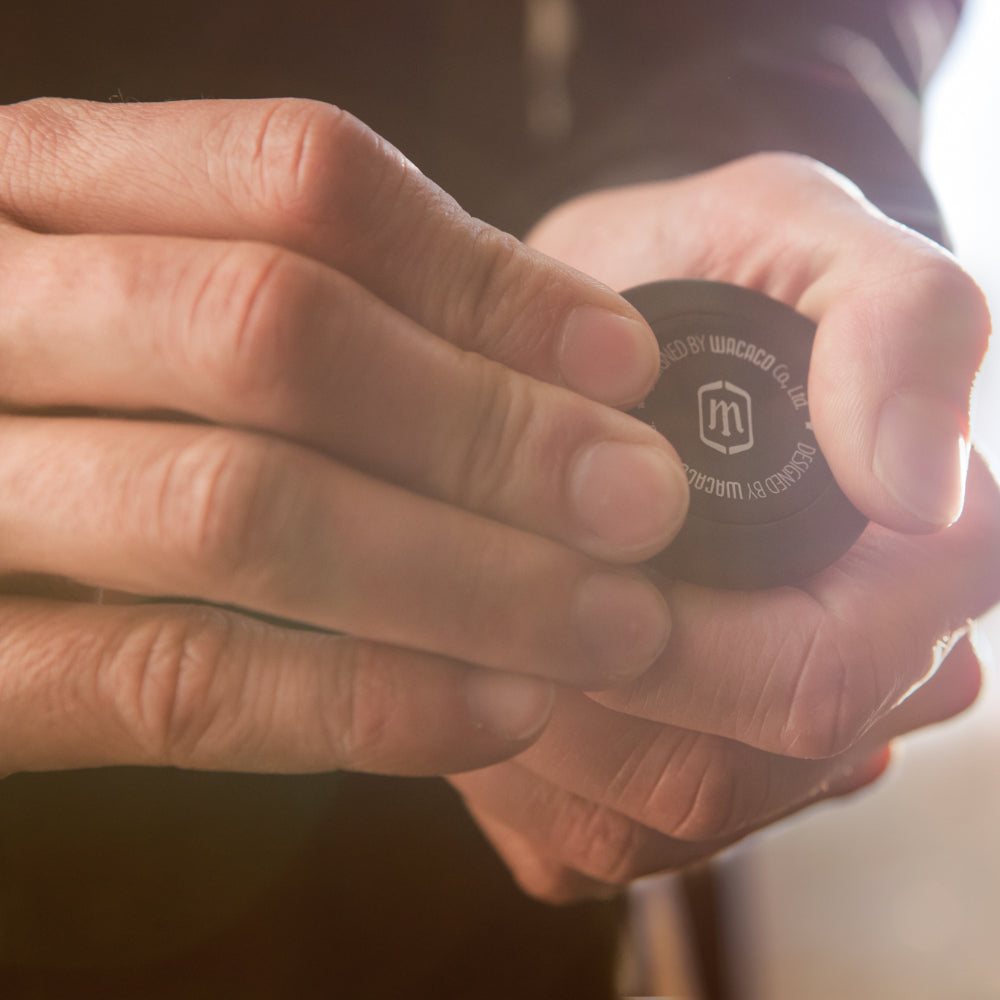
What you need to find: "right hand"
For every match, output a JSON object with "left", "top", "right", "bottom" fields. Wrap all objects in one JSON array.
[
  {"left": 452, "top": 453, "right": 999, "bottom": 900},
  {"left": 0, "top": 97, "right": 690, "bottom": 776},
  {"left": 447, "top": 158, "right": 1000, "bottom": 900}
]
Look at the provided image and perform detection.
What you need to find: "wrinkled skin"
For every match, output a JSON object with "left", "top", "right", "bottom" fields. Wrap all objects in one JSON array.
[
  {"left": 449, "top": 158, "right": 1000, "bottom": 901},
  {"left": 0, "top": 100, "right": 995, "bottom": 903}
]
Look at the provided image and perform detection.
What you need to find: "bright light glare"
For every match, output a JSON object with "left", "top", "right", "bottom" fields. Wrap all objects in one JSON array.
[
  {"left": 925, "top": 0, "right": 1000, "bottom": 444},
  {"left": 925, "top": 0, "right": 1000, "bottom": 303}
]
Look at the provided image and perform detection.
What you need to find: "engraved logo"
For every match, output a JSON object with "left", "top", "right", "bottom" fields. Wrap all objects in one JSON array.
[{"left": 698, "top": 380, "right": 754, "bottom": 455}]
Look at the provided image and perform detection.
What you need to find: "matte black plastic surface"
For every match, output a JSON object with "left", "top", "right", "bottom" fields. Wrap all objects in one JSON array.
[{"left": 625, "top": 280, "right": 867, "bottom": 588}]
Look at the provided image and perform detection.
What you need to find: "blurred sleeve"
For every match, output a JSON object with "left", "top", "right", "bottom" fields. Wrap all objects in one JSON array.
[{"left": 525, "top": 0, "right": 964, "bottom": 243}]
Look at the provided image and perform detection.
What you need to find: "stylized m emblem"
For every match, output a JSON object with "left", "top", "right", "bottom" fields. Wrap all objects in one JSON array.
[{"left": 698, "top": 380, "right": 754, "bottom": 455}]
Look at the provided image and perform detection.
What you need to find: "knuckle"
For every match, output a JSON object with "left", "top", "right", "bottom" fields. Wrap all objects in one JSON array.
[
  {"left": 180, "top": 241, "right": 319, "bottom": 406},
  {"left": 512, "top": 864, "right": 609, "bottom": 905},
  {"left": 724, "top": 151, "right": 822, "bottom": 190},
  {"left": 642, "top": 736, "right": 755, "bottom": 842},
  {"left": 911, "top": 257, "right": 992, "bottom": 370},
  {"left": 216, "top": 97, "right": 422, "bottom": 271},
  {"left": 447, "top": 360, "right": 538, "bottom": 511},
  {"left": 0, "top": 98, "right": 76, "bottom": 214},
  {"left": 435, "top": 224, "right": 556, "bottom": 366},
  {"left": 114, "top": 607, "right": 237, "bottom": 766},
  {"left": 510, "top": 868, "right": 579, "bottom": 904},
  {"left": 232, "top": 98, "right": 352, "bottom": 232},
  {"left": 442, "top": 521, "right": 541, "bottom": 654},
  {"left": 443, "top": 225, "right": 519, "bottom": 333},
  {"left": 752, "top": 151, "right": 829, "bottom": 180},
  {"left": 775, "top": 626, "right": 884, "bottom": 759},
  {"left": 149, "top": 430, "right": 282, "bottom": 586},
  {"left": 553, "top": 799, "right": 645, "bottom": 885},
  {"left": 719, "top": 152, "right": 869, "bottom": 228},
  {"left": 738, "top": 151, "right": 856, "bottom": 196},
  {"left": 321, "top": 641, "right": 400, "bottom": 771}
]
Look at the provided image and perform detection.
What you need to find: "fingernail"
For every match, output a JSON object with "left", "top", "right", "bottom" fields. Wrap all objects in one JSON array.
[
  {"left": 558, "top": 307, "right": 660, "bottom": 405},
  {"left": 465, "top": 671, "right": 555, "bottom": 741},
  {"left": 873, "top": 393, "right": 969, "bottom": 528},
  {"left": 574, "top": 572, "right": 671, "bottom": 683},
  {"left": 571, "top": 441, "right": 688, "bottom": 554}
]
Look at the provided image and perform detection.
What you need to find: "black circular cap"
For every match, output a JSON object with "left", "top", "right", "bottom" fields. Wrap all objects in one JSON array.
[{"left": 625, "top": 280, "right": 867, "bottom": 589}]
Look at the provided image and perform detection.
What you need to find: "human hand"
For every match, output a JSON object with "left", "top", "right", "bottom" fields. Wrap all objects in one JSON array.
[
  {"left": 0, "top": 97, "right": 693, "bottom": 776},
  {"left": 448, "top": 156, "right": 1000, "bottom": 900},
  {"left": 526, "top": 154, "right": 989, "bottom": 534}
]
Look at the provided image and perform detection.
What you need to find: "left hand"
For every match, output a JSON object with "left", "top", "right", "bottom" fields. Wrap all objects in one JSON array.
[
  {"left": 0, "top": 97, "right": 686, "bottom": 777},
  {"left": 449, "top": 155, "right": 1000, "bottom": 901}
]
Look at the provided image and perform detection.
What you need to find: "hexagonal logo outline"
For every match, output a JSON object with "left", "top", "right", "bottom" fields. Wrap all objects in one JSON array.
[{"left": 698, "top": 379, "right": 754, "bottom": 456}]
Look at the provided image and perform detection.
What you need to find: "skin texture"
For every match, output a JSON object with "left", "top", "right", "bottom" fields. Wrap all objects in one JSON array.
[
  {"left": 0, "top": 100, "right": 996, "bottom": 901},
  {"left": 449, "top": 157, "right": 1000, "bottom": 901},
  {"left": 0, "top": 97, "right": 691, "bottom": 774}
]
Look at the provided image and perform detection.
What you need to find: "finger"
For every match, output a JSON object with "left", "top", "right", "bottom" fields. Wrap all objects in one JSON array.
[
  {"left": 589, "top": 452, "right": 1000, "bottom": 756},
  {"left": 0, "top": 416, "right": 672, "bottom": 688},
  {"left": 712, "top": 161, "right": 988, "bottom": 533},
  {"left": 820, "top": 631, "right": 983, "bottom": 797},
  {"left": 455, "top": 662, "right": 971, "bottom": 893},
  {"left": 0, "top": 598, "right": 553, "bottom": 775},
  {"left": 464, "top": 808, "right": 620, "bottom": 903},
  {"left": 861, "top": 631, "right": 983, "bottom": 741},
  {"left": 512, "top": 636, "right": 981, "bottom": 843},
  {"left": 454, "top": 634, "right": 982, "bottom": 893},
  {"left": 0, "top": 229, "right": 688, "bottom": 564},
  {"left": 772, "top": 635, "right": 981, "bottom": 801},
  {"left": 0, "top": 97, "right": 660, "bottom": 406},
  {"left": 820, "top": 746, "right": 894, "bottom": 798},
  {"left": 451, "top": 763, "right": 715, "bottom": 888},
  {"left": 804, "top": 218, "right": 988, "bottom": 534},
  {"left": 511, "top": 690, "right": 836, "bottom": 844},
  {"left": 526, "top": 154, "right": 991, "bottom": 531}
]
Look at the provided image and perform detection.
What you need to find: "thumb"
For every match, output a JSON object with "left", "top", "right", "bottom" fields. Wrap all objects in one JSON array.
[{"left": 805, "top": 221, "right": 989, "bottom": 533}]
